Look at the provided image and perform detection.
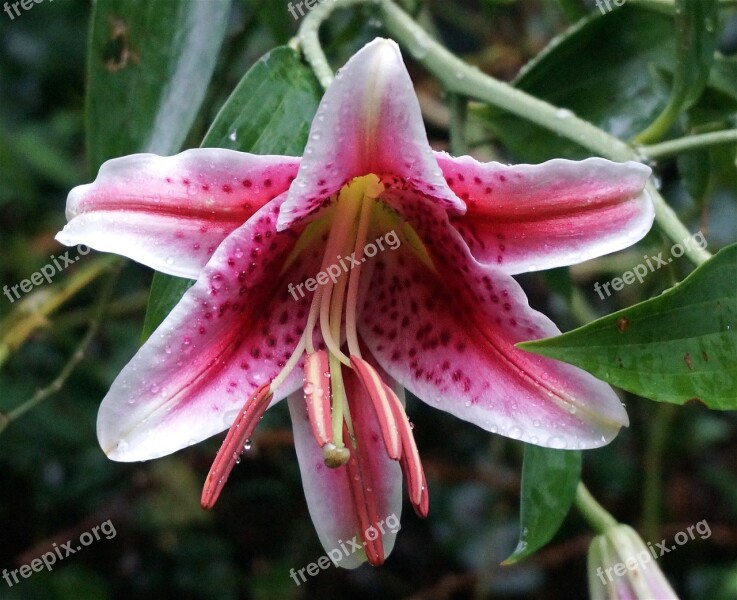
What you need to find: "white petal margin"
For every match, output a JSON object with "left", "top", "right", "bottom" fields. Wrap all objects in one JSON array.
[
  {"left": 288, "top": 391, "right": 403, "bottom": 569},
  {"left": 56, "top": 149, "right": 300, "bottom": 278}
]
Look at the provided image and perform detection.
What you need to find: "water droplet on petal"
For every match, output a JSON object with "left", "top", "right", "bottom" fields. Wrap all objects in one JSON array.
[{"left": 548, "top": 436, "right": 567, "bottom": 449}]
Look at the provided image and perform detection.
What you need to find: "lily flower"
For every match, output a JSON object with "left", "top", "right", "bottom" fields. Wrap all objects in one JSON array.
[
  {"left": 56, "top": 38, "right": 653, "bottom": 568},
  {"left": 588, "top": 525, "right": 679, "bottom": 599}
]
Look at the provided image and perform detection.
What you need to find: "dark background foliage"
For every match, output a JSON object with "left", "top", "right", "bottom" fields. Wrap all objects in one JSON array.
[{"left": 1, "top": 1, "right": 736, "bottom": 599}]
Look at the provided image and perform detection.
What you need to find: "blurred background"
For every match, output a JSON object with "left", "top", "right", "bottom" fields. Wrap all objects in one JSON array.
[{"left": 1, "top": 1, "right": 736, "bottom": 598}]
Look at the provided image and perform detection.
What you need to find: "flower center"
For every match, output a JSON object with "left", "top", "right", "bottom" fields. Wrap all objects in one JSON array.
[{"left": 202, "top": 176, "right": 428, "bottom": 558}]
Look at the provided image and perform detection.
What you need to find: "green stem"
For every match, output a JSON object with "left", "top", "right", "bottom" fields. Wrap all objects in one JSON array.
[
  {"left": 575, "top": 482, "right": 618, "bottom": 534},
  {"left": 448, "top": 93, "right": 468, "bottom": 156},
  {"left": 298, "top": 0, "right": 380, "bottom": 88},
  {"left": 631, "top": 100, "right": 682, "bottom": 145},
  {"left": 641, "top": 403, "right": 677, "bottom": 542},
  {"left": 642, "top": 128, "right": 737, "bottom": 160},
  {"left": 0, "top": 255, "right": 120, "bottom": 367},
  {"left": 297, "top": 0, "right": 712, "bottom": 266},
  {"left": 630, "top": 0, "right": 737, "bottom": 11},
  {"left": 0, "top": 262, "right": 120, "bottom": 435}
]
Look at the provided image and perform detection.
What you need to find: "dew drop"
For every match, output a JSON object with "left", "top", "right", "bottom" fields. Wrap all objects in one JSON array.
[
  {"left": 232, "top": 451, "right": 241, "bottom": 464},
  {"left": 244, "top": 439, "right": 252, "bottom": 451},
  {"left": 228, "top": 131, "right": 237, "bottom": 141}
]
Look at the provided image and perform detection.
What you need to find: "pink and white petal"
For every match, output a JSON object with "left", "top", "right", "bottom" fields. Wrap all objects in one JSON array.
[
  {"left": 435, "top": 153, "right": 653, "bottom": 274},
  {"left": 288, "top": 374, "right": 402, "bottom": 569},
  {"left": 360, "top": 195, "right": 628, "bottom": 449},
  {"left": 56, "top": 149, "right": 300, "bottom": 278},
  {"left": 277, "top": 38, "right": 463, "bottom": 231},
  {"left": 97, "top": 195, "right": 324, "bottom": 462}
]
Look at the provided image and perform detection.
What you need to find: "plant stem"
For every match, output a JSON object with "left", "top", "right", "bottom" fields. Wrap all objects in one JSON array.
[
  {"left": 0, "top": 262, "right": 120, "bottom": 435},
  {"left": 448, "top": 93, "right": 468, "bottom": 156},
  {"left": 575, "top": 482, "right": 618, "bottom": 534},
  {"left": 641, "top": 403, "right": 677, "bottom": 542},
  {"left": 0, "top": 255, "right": 119, "bottom": 367},
  {"left": 641, "top": 128, "right": 737, "bottom": 160}
]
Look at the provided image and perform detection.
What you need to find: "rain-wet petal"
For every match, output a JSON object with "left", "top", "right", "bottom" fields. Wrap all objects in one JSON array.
[
  {"left": 288, "top": 370, "right": 402, "bottom": 569},
  {"left": 277, "top": 38, "right": 463, "bottom": 231},
  {"left": 57, "top": 149, "right": 300, "bottom": 278},
  {"left": 97, "top": 196, "right": 321, "bottom": 461},
  {"left": 361, "top": 192, "right": 628, "bottom": 449},
  {"left": 435, "top": 154, "right": 653, "bottom": 273}
]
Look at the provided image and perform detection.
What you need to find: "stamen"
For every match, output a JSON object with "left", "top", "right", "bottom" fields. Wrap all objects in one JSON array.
[
  {"left": 201, "top": 382, "right": 273, "bottom": 509},
  {"left": 343, "top": 420, "right": 384, "bottom": 566},
  {"left": 304, "top": 350, "right": 332, "bottom": 447},
  {"left": 328, "top": 350, "right": 348, "bottom": 454},
  {"left": 345, "top": 189, "right": 376, "bottom": 357},
  {"left": 350, "top": 356, "right": 401, "bottom": 460},
  {"left": 303, "top": 286, "right": 323, "bottom": 355},
  {"left": 384, "top": 383, "right": 429, "bottom": 517},
  {"left": 319, "top": 284, "right": 350, "bottom": 366},
  {"left": 322, "top": 442, "right": 350, "bottom": 467}
]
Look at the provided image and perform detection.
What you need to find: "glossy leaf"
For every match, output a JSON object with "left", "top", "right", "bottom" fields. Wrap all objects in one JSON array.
[
  {"left": 519, "top": 243, "right": 737, "bottom": 408},
  {"left": 503, "top": 445, "right": 582, "bottom": 564},
  {"left": 474, "top": 6, "right": 674, "bottom": 162},
  {"left": 633, "top": 0, "right": 718, "bottom": 143},
  {"left": 141, "top": 47, "right": 323, "bottom": 340},
  {"left": 86, "top": 0, "right": 231, "bottom": 169}
]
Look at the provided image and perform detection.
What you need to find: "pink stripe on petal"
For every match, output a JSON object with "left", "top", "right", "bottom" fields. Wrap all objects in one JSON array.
[
  {"left": 277, "top": 38, "right": 463, "bottom": 231},
  {"left": 96, "top": 195, "right": 322, "bottom": 462},
  {"left": 435, "top": 154, "right": 653, "bottom": 274},
  {"left": 57, "top": 149, "right": 300, "bottom": 278},
  {"left": 361, "top": 194, "right": 628, "bottom": 450}
]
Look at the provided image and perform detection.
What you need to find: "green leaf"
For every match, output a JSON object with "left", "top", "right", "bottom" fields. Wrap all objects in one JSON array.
[
  {"left": 140, "top": 47, "right": 323, "bottom": 341},
  {"left": 200, "top": 47, "right": 324, "bottom": 155},
  {"left": 519, "top": 243, "right": 737, "bottom": 408},
  {"left": 672, "top": 0, "right": 718, "bottom": 109},
  {"left": 473, "top": 6, "right": 675, "bottom": 162},
  {"left": 503, "top": 445, "right": 581, "bottom": 564},
  {"left": 632, "top": 0, "right": 718, "bottom": 143},
  {"left": 86, "top": 0, "right": 232, "bottom": 169}
]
